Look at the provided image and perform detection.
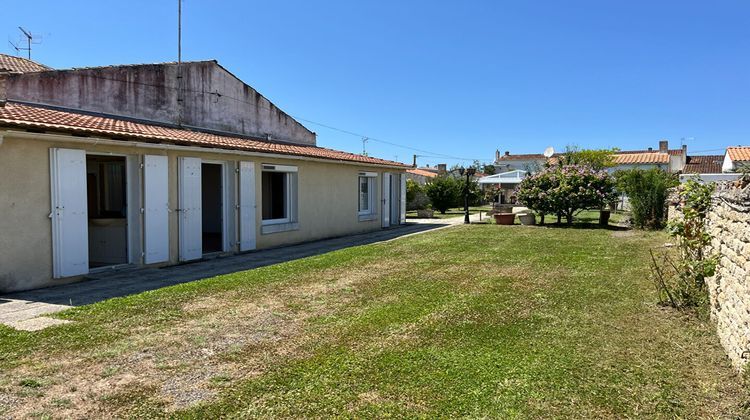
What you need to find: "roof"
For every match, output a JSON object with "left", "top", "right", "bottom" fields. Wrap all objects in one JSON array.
[
  {"left": 0, "top": 102, "right": 407, "bottom": 167},
  {"left": 478, "top": 169, "right": 527, "bottom": 184},
  {"left": 682, "top": 155, "right": 723, "bottom": 174},
  {"left": 406, "top": 168, "right": 438, "bottom": 178},
  {"left": 496, "top": 153, "right": 550, "bottom": 161},
  {"left": 614, "top": 152, "right": 669, "bottom": 165},
  {"left": 727, "top": 146, "right": 750, "bottom": 163},
  {"left": 617, "top": 148, "right": 684, "bottom": 156},
  {"left": 0, "top": 54, "right": 50, "bottom": 73}
]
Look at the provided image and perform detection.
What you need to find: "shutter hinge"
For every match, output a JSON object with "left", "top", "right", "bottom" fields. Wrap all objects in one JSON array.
[
  {"left": 235, "top": 167, "right": 240, "bottom": 174},
  {"left": 140, "top": 207, "right": 145, "bottom": 214}
]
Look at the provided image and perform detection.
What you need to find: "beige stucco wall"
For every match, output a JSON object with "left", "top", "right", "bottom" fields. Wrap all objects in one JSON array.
[{"left": 0, "top": 134, "right": 403, "bottom": 293}]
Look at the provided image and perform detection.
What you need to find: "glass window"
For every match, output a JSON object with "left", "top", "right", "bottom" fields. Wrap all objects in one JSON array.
[
  {"left": 262, "top": 171, "right": 288, "bottom": 221},
  {"left": 359, "top": 176, "right": 370, "bottom": 213}
]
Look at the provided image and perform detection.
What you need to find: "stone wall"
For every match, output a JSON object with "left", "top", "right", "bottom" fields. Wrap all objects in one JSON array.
[{"left": 704, "top": 178, "right": 750, "bottom": 370}]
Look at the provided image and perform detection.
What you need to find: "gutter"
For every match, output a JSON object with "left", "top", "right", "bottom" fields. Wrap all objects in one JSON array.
[{"left": 0, "top": 129, "right": 408, "bottom": 170}]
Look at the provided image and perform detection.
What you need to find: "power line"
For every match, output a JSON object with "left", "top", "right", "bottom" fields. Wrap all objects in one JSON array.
[{"left": 47, "top": 71, "right": 487, "bottom": 162}]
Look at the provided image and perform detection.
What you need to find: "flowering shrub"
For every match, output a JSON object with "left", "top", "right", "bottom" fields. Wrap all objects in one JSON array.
[{"left": 516, "top": 165, "right": 617, "bottom": 224}]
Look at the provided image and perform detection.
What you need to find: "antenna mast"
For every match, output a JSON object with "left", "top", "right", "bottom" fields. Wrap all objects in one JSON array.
[
  {"left": 176, "top": 0, "right": 183, "bottom": 126},
  {"left": 10, "top": 27, "right": 39, "bottom": 59}
]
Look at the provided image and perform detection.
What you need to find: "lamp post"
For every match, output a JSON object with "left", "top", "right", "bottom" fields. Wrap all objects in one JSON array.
[{"left": 458, "top": 167, "right": 476, "bottom": 224}]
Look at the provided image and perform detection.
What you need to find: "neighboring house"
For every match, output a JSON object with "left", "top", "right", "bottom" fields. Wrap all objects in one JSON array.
[
  {"left": 478, "top": 169, "right": 527, "bottom": 204},
  {"left": 495, "top": 140, "right": 688, "bottom": 174},
  {"left": 680, "top": 155, "right": 739, "bottom": 183},
  {"left": 0, "top": 55, "right": 408, "bottom": 292},
  {"left": 405, "top": 168, "right": 438, "bottom": 185},
  {"left": 722, "top": 147, "right": 750, "bottom": 173}
]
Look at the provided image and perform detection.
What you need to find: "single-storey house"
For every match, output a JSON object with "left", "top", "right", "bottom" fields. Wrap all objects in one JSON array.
[
  {"left": 405, "top": 167, "right": 438, "bottom": 185},
  {"left": 722, "top": 147, "right": 750, "bottom": 173},
  {"left": 0, "top": 55, "right": 408, "bottom": 292},
  {"left": 680, "top": 155, "right": 739, "bottom": 183}
]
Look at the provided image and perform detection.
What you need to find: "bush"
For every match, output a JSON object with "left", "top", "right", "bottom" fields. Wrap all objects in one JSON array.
[
  {"left": 516, "top": 164, "right": 617, "bottom": 224},
  {"left": 424, "top": 176, "right": 461, "bottom": 214},
  {"left": 406, "top": 179, "right": 431, "bottom": 211},
  {"left": 615, "top": 169, "right": 678, "bottom": 229},
  {"left": 651, "top": 179, "right": 717, "bottom": 313}
]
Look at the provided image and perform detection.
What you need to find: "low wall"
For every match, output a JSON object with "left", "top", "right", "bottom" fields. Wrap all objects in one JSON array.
[{"left": 704, "top": 179, "right": 750, "bottom": 370}]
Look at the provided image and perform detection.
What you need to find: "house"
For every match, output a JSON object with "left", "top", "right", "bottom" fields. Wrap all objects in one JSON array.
[
  {"left": 0, "top": 55, "right": 408, "bottom": 292},
  {"left": 680, "top": 155, "right": 739, "bottom": 183},
  {"left": 722, "top": 147, "right": 750, "bottom": 173},
  {"left": 405, "top": 168, "right": 438, "bottom": 185},
  {"left": 495, "top": 140, "right": 688, "bottom": 173},
  {"left": 477, "top": 169, "right": 527, "bottom": 204}
]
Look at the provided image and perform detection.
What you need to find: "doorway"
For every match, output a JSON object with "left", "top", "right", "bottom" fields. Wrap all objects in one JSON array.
[
  {"left": 201, "top": 163, "right": 224, "bottom": 254},
  {"left": 86, "top": 155, "right": 128, "bottom": 268}
]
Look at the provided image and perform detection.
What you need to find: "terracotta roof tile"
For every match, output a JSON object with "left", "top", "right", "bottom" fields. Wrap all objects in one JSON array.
[
  {"left": 0, "top": 102, "right": 407, "bottom": 167},
  {"left": 0, "top": 54, "right": 50, "bottom": 73},
  {"left": 614, "top": 152, "right": 669, "bottom": 164},
  {"left": 496, "top": 153, "right": 550, "bottom": 161},
  {"left": 682, "top": 155, "right": 723, "bottom": 174},
  {"left": 406, "top": 168, "right": 438, "bottom": 177},
  {"left": 727, "top": 146, "right": 750, "bottom": 163}
]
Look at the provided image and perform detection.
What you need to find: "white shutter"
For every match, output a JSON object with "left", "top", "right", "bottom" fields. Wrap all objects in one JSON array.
[
  {"left": 400, "top": 173, "right": 406, "bottom": 224},
  {"left": 178, "top": 157, "right": 202, "bottom": 261},
  {"left": 238, "top": 161, "right": 257, "bottom": 251},
  {"left": 381, "top": 173, "right": 391, "bottom": 228},
  {"left": 143, "top": 155, "right": 169, "bottom": 264},
  {"left": 50, "top": 148, "right": 89, "bottom": 277}
]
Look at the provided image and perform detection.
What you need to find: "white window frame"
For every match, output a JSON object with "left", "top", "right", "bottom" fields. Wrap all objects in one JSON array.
[
  {"left": 358, "top": 171, "right": 378, "bottom": 221},
  {"left": 261, "top": 164, "right": 299, "bottom": 234}
]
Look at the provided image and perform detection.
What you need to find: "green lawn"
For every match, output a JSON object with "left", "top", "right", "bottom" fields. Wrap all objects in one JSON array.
[{"left": 0, "top": 225, "right": 745, "bottom": 418}]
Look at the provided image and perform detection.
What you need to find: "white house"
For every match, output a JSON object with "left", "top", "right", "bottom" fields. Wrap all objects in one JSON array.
[{"left": 722, "top": 147, "right": 750, "bottom": 173}]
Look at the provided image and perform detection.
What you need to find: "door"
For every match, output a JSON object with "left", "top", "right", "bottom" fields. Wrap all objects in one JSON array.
[
  {"left": 178, "top": 157, "right": 202, "bottom": 261},
  {"left": 381, "top": 173, "right": 391, "bottom": 228},
  {"left": 238, "top": 161, "right": 257, "bottom": 251},
  {"left": 50, "top": 148, "right": 89, "bottom": 277},
  {"left": 143, "top": 155, "right": 169, "bottom": 264},
  {"left": 400, "top": 173, "right": 406, "bottom": 224}
]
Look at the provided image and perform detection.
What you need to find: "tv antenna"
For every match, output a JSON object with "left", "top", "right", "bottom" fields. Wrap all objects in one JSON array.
[
  {"left": 9, "top": 27, "right": 41, "bottom": 60},
  {"left": 362, "top": 137, "right": 369, "bottom": 156}
]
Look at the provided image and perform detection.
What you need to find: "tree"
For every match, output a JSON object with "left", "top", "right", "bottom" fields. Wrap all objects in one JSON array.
[
  {"left": 516, "top": 164, "right": 617, "bottom": 225},
  {"left": 615, "top": 168, "right": 678, "bottom": 229},
  {"left": 406, "top": 179, "right": 430, "bottom": 211},
  {"left": 559, "top": 146, "right": 618, "bottom": 170},
  {"left": 424, "top": 176, "right": 461, "bottom": 214}
]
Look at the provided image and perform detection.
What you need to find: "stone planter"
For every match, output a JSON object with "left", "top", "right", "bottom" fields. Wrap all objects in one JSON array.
[
  {"left": 416, "top": 209, "right": 434, "bottom": 218},
  {"left": 494, "top": 213, "right": 515, "bottom": 225},
  {"left": 518, "top": 213, "right": 536, "bottom": 225}
]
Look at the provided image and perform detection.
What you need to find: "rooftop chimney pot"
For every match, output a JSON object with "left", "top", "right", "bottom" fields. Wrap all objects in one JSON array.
[
  {"left": 659, "top": 140, "right": 668, "bottom": 153},
  {"left": 504, "top": 151, "right": 510, "bottom": 156}
]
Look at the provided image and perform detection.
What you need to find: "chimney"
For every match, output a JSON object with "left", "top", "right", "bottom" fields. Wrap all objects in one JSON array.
[
  {"left": 0, "top": 75, "right": 6, "bottom": 107},
  {"left": 647, "top": 147, "right": 653, "bottom": 152},
  {"left": 504, "top": 151, "right": 510, "bottom": 156},
  {"left": 659, "top": 140, "right": 668, "bottom": 153},
  {"left": 437, "top": 163, "right": 447, "bottom": 175},
  {"left": 412, "top": 154, "right": 417, "bottom": 168},
  {"left": 495, "top": 149, "right": 501, "bottom": 162},
  {"left": 681, "top": 144, "right": 687, "bottom": 155}
]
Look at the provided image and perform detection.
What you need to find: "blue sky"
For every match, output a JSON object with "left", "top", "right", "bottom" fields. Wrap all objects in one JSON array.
[{"left": 4, "top": 1, "right": 748, "bottom": 165}]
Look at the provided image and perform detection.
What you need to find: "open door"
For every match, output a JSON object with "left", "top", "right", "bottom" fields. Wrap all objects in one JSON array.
[
  {"left": 238, "top": 161, "right": 257, "bottom": 251},
  {"left": 50, "top": 148, "right": 89, "bottom": 277},
  {"left": 178, "top": 157, "right": 202, "bottom": 261},
  {"left": 381, "top": 173, "right": 391, "bottom": 228},
  {"left": 144, "top": 155, "right": 169, "bottom": 264}
]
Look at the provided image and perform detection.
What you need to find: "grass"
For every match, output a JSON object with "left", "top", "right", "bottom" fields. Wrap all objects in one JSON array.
[{"left": 0, "top": 225, "right": 746, "bottom": 417}]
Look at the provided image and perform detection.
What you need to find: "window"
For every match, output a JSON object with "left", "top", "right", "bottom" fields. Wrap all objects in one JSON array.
[
  {"left": 261, "top": 164, "right": 298, "bottom": 233},
  {"left": 262, "top": 171, "right": 288, "bottom": 222},
  {"left": 358, "top": 172, "right": 377, "bottom": 220}
]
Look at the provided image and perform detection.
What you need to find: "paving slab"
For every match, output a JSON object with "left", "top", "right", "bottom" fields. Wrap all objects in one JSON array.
[{"left": 0, "top": 219, "right": 481, "bottom": 330}]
